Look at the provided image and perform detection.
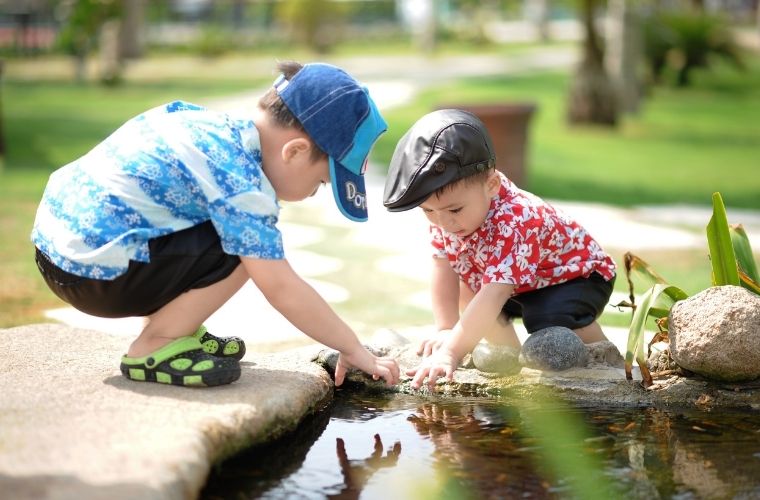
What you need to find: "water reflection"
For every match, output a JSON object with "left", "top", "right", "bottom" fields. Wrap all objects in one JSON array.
[
  {"left": 594, "top": 407, "right": 760, "bottom": 499},
  {"left": 328, "top": 434, "right": 401, "bottom": 499},
  {"left": 407, "top": 401, "right": 551, "bottom": 498},
  {"left": 202, "top": 393, "right": 760, "bottom": 499}
]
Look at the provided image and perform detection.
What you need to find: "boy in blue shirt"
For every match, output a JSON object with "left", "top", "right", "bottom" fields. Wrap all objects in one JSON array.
[{"left": 32, "top": 61, "right": 400, "bottom": 388}]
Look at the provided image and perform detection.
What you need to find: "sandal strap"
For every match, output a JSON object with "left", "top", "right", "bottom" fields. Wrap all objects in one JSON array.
[
  {"left": 121, "top": 336, "right": 203, "bottom": 368},
  {"left": 190, "top": 325, "right": 209, "bottom": 339}
]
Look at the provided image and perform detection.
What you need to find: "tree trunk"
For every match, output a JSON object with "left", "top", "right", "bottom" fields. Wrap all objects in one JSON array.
[
  {"left": 74, "top": 51, "right": 87, "bottom": 84},
  {"left": 118, "top": 0, "right": 145, "bottom": 60},
  {"left": 417, "top": 0, "right": 437, "bottom": 54},
  {"left": 0, "top": 60, "right": 5, "bottom": 161},
  {"left": 524, "top": 0, "right": 551, "bottom": 42},
  {"left": 567, "top": 0, "right": 618, "bottom": 126},
  {"left": 606, "top": 0, "right": 642, "bottom": 114},
  {"left": 100, "top": 18, "right": 123, "bottom": 85}
]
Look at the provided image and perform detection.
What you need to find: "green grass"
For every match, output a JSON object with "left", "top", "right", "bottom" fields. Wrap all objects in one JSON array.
[
  {"left": 373, "top": 59, "right": 760, "bottom": 209},
  {"left": 3, "top": 78, "right": 261, "bottom": 170},
  {"left": 0, "top": 169, "right": 61, "bottom": 326},
  {"left": 2, "top": 53, "right": 758, "bottom": 328}
]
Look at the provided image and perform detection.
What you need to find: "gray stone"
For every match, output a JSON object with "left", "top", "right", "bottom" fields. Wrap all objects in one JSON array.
[
  {"left": 669, "top": 286, "right": 760, "bottom": 382},
  {"left": 585, "top": 340, "right": 625, "bottom": 368},
  {"left": 313, "top": 345, "right": 391, "bottom": 390},
  {"left": 370, "top": 328, "right": 411, "bottom": 350},
  {"left": 0, "top": 324, "right": 332, "bottom": 500},
  {"left": 518, "top": 326, "right": 588, "bottom": 371},
  {"left": 647, "top": 346, "right": 680, "bottom": 374},
  {"left": 471, "top": 342, "right": 521, "bottom": 375}
]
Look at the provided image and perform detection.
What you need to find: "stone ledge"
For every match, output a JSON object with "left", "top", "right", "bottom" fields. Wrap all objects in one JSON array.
[
  {"left": 0, "top": 324, "right": 333, "bottom": 500},
  {"left": 318, "top": 341, "right": 760, "bottom": 411}
]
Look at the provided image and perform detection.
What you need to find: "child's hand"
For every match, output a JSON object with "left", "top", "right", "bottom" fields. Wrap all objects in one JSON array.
[
  {"left": 335, "top": 348, "right": 400, "bottom": 387},
  {"left": 405, "top": 347, "right": 459, "bottom": 391},
  {"left": 416, "top": 329, "right": 453, "bottom": 357}
]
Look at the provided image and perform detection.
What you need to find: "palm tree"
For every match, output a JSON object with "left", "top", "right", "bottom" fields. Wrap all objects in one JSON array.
[{"left": 566, "top": 0, "right": 618, "bottom": 126}]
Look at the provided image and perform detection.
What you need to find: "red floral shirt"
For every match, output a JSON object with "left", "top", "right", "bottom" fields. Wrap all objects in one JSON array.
[{"left": 431, "top": 173, "right": 616, "bottom": 295}]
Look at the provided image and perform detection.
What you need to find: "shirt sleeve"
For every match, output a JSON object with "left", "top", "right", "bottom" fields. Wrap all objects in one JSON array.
[
  {"left": 429, "top": 224, "right": 447, "bottom": 259},
  {"left": 209, "top": 193, "right": 284, "bottom": 259}
]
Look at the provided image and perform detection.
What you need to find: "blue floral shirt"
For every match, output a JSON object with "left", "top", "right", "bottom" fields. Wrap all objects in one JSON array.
[{"left": 31, "top": 100, "right": 283, "bottom": 280}]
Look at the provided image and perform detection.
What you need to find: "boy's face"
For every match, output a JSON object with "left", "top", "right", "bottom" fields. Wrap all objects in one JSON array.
[{"left": 419, "top": 173, "right": 500, "bottom": 237}]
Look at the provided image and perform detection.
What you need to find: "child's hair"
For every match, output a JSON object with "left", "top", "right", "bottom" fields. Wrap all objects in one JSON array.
[
  {"left": 258, "top": 61, "right": 327, "bottom": 162},
  {"left": 431, "top": 167, "right": 495, "bottom": 200}
]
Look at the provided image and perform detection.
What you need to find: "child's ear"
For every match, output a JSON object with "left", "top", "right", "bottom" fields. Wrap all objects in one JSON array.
[
  {"left": 281, "top": 137, "right": 312, "bottom": 163},
  {"left": 486, "top": 170, "right": 501, "bottom": 196}
]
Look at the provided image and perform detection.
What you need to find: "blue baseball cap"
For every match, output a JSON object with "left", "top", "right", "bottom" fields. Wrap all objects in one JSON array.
[{"left": 274, "top": 63, "right": 388, "bottom": 222}]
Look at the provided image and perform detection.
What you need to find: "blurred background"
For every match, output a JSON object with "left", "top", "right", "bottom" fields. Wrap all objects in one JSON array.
[{"left": 0, "top": 0, "right": 758, "bottom": 340}]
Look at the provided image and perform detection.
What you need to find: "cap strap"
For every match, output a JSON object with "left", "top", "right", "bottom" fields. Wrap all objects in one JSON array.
[
  {"left": 458, "top": 159, "right": 496, "bottom": 178},
  {"left": 273, "top": 74, "right": 289, "bottom": 93}
]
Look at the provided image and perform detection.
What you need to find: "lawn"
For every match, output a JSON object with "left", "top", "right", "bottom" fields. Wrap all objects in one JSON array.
[
  {"left": 1, "top": 53, "right": 758, "bottom": 328},
  {"left": 373, "top": 60, "right": 760, "bottom": 209}
]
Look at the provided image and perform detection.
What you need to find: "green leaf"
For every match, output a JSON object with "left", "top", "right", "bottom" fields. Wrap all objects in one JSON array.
[
  {"left": 730, "top": 224, "right": 760, "bottom": 295},
  {"left": 625, "top": 284, "right": 689, "bottom": 386},
  {"left": 706, "top": 192, "right": 740, "bottom": 286}
]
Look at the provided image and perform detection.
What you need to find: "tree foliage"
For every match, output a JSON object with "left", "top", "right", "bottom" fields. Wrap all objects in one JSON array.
[{"left": 642, "top": 11, "right": 744, "bottom": 87}]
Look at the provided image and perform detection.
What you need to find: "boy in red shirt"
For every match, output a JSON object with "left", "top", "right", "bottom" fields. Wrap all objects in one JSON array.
[{"left": 383, "top": 109, "right": 616, "bottom": 390}]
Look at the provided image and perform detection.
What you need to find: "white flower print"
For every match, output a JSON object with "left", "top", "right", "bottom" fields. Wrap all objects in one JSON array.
[
  {"left": 164, "top": 188, "right": 191, "bottom": 207},
  {"left": 514, "top": 242, "right": 533, "bottom": 271},
  {"left": 240, "top": 227, "right": 261, "bottom": 248},
  {"left": 553, "top": 255, "right": 582, "bottom": 277}
]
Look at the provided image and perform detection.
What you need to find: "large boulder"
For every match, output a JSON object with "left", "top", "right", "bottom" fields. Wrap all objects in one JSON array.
[{"left": 669, "top": 286, "right": 760, "bottom": 382}]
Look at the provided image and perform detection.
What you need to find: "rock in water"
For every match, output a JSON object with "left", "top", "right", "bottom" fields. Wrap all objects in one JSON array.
[
  {"left": 519, "top": 326, "right": 587, "bottom": 371},
  {"left": 471, "top": 343, "right": 521, "bottom": 375}
]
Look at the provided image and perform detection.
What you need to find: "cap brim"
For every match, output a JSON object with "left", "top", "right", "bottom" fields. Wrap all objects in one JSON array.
[{"left": 330, "top": 157, "right": 368, "bottom": 222}]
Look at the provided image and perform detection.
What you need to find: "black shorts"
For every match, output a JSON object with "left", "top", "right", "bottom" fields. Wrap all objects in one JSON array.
[
  {"left": 35, "top": 221, "right": 241, "bottom": 318},
  {"left": 503, "top": 272, "right": 615, "bottom": 333}
]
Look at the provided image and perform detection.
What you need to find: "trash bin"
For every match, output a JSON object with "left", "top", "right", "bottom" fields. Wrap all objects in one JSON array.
[{"left": 437, "top": 103, "right": 537, "bottom": 188}]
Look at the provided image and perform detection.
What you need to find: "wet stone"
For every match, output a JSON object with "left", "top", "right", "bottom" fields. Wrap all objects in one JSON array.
[
  {"left": 585, "top": 340, "right": 625, "bottom": 368},
  {"left": 471, "top": 343, "right": 522, "bottom": 375},
  {"left": 519, "top": 326, "right": 588, "bottom": 371}
]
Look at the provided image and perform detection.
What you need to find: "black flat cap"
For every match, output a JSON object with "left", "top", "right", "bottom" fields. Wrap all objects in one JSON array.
[{"left": 383, "top": 109, "right": 496, "bottom": 212}]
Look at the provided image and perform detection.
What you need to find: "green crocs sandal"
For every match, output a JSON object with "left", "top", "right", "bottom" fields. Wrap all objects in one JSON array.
[
  {"left": 191, "top": 325, "right": 246, "bottom": 360},
  {"left": 120, "top": 336, "right": 241, "bottom": 387}
]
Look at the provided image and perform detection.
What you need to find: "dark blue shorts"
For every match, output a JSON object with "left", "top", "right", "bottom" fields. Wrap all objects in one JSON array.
[
  {"left": 502, "top": 272, "right": 615, "bottom": 333},
  {"left": 35, "top": 221, "right": 241, "bottom": 318}
]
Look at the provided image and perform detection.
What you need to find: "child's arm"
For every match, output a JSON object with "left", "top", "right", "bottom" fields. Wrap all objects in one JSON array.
[
  {"left": 241, "top": 256, "right": 400, "bottom": 386},
  {"left": 417, "top": 256, "right": 460, "bottom": 356},
  {"left": 407, "top": 282, "right": 515, "bottom": 390}
]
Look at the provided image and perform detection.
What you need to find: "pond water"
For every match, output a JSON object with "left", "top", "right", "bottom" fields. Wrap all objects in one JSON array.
[{"left": 202, "top": 391, "right": 760, "bottom": 499}]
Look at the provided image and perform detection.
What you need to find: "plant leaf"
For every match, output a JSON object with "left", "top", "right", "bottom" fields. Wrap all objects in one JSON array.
[
  {"left": 625, "top": 284, "right": 689, "bottom": 387},
  {"left": 706, "top": 192, "right": 740, "bottom": 286},
  {"left": 739, "top": 270, "right": 760, "bottom": 295},
  {"left": 730, "top": 224, "right": 760, "bottom": 295},
  {"left": 623, "top": 252, "right": 668, "bottom": 308}
]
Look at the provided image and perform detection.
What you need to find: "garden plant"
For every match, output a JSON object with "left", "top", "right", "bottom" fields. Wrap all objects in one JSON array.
[{"left": 623, "top": 192, "right": 760, "bottom": 387}]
